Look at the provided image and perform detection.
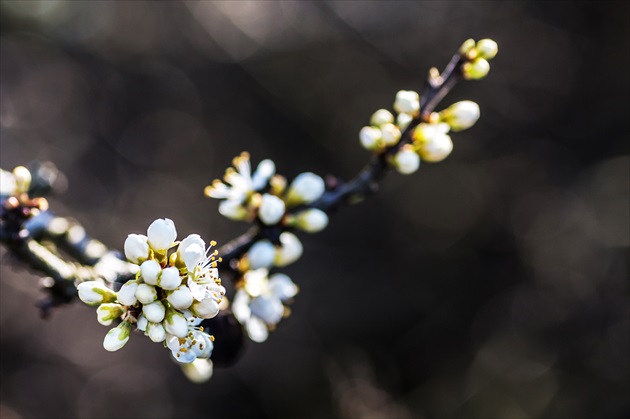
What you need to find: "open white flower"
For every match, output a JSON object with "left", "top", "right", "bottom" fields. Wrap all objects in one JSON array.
[
  {"left": 233, "top": 269, "right": 298, "bottom": 343},
  {"left": 205, "top": 152, "right": 276, "bottom": 221}
]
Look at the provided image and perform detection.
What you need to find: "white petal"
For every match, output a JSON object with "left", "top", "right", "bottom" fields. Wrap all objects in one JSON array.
[
  {"left": 231, "top": 290, "right": 251, "bottom": 322},
  {"left": 147, "top": 322, "right": 166, "bottom": 343},
  {"left": 218, "top": 200, "right": 249, "bottom": 221},
  {"left": 247, "top": 240, "right": 276, "bottom": 269},
  {"left": 268, "top": 273, "right": 298, "bottom": 301},
  {"left": 246, "top": 317, "right": 269, "bottom": 343},
  {"left": 137, "top": 315, "right": 148, "bottom": 332},
  {"left": 251, "top": 159, "right": 276, "bottom": 190},
  {"left": 274, "top": 232, "right": 303, "bottom": 267},
  {"left": 191, "top": 297, "right": 220, "bottom": 319},
  {"left": 117, "top": 281, "right": 138, "bottom": 306},
  {"left": 250, "top": 295, "right": 284, "bottom": 325}
]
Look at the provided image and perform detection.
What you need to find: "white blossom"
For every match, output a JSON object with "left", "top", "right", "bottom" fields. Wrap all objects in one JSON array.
[
  {"left": 103, "top": 321, "right": 131, "bottom": 352},
  {"left": 147, "top": 218, "right": 177, "bottom": 251},
  {"left": 295, "top": 209, "right": 329, "bottom": 233},
  {"left": 146, "top": 322, "right": 166, "bottom": 343},
  {"left": 393, "top": 147, "right": 421, "bottom": 175},
  {"left": 370, "top": 109, "right": 394, "bottom": 126},
  {"left": 140, "top": 259, "right": 161, "bottom": 285},
  {"left": 359, "top": 126, "right": 382, "bottom": 151},
  {"left": 135, "top": 283, "right": 157, "bottom": 304},
  {"left": 164, "top": 308, "right": 189, "bottom": 338},
  {"left": 394, "top": 90, "right": 420, "bottom": 114},
  {"left": 274, "top": 232, "right": 303, "bottom": 267},
  {"left": 142, "top": 300, "right": 166, "bottom": 323},
  {"left": 440, "top": 101, "right": 480, "bottom": 132},
  {"left": 159, "top": 267, "right": 182, "bottom": 290},
  {"left": 247, "top": 240, "right": 276, "bottom": 269},
  {"left": 167, "top": 329, "right": 213, "bottom": 364},
  {"left": 233, "top": 269, "right": 298, "bottom": 343},
  {"left": 167, "top": 285, "right": 194, "bottom": 310},
  {"left": 77, "top": 281, "right": 117, "bottom": 306},
  {"left": 476, "top": 39, "right": 498, "bottom": 59},
  {"left": 258, "top": 194, "right": 285, "bottom": 225},
  {"left": 116, "top": 280, "right": 138, "bottom": 306},
  {"left": 181, "top": 359, "right": 214, "bottom": 383},
  {"left": 124, "top": 234, "right": 149, "bottom": 264},
  {"left": 286, "top": 172, "right": 325, "bottom": 206},
  {"left": 96, "top": 303, "right": 125, "bottom": 326},
  {"left": 380, "top": 123, "right": 402, "bottom": 146},
  {"left": 190, "top": 297, "right": 220, "bottom": 319}
]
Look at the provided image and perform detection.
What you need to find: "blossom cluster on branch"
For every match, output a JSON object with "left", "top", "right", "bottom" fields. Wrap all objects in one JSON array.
[{"left": 0, "top": 38, "right": 497, "bottom": 383}]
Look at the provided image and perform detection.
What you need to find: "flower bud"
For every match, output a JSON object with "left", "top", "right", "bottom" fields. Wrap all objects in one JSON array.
[
  {"left": 13, "top": 166, "right": 31, "bottom": 194},
  {"left": 286, "top": 173, "right": 325, "bottom": 206},
  {"left": 440, "top": 101, "right": 480, "bottom": 132},
  {"left": 295, "top": 209, "right": 329, "bottom": 233},
  {"left": 116, "top": 280, "right": 138, "bottom": 306},
  {"left": 476, "top": 39, "right": 498, "bottom": 60},
  {"left": 167, "top": 285, "right": 194, "bottom": 310},
  {"left": 380, "top": 123, "right": 402, "bottom": 146},
  {"left": 181, "top": 359, "right": 214, "bottom": 383},
  {"left": 159, "top": 266, "right": 181, "bottom": 290},
  {"left": 418, "top": 132, "right": 453, "bottom": 162},
  {"left": 96, "top": 303, "right": 125, "bottom": 326},
  {"left": 146, "top": 322, "right": 166, "bottom": 343},
  {"left": 0, "top": 169, "right": 17, "bottom": 195},
  {"left": 274, "top": 232, "right": 303, "bottom": 267},
  {"left": 412, "top": 122, "right": 450, "bottom": 143},
  {"left": 397, "top": 112, "right": 413, "bottom": 130},
  {"left": 135, "top": 283, "right": 157, "bottom": 304},
  {"left": 250, "top": 295, "right": 284, "bottom": 325},
  {"left": 463, "top": 58, "right": 490, "bottom": 80},
  {"left": 218, "top": 200, "right": 249, "bottom": 221},
  {"left": 247, "top": 240, "right": 276, "bottom": 270},
  {"left": 359, "top": 126, "right": 382, "bottom": 151},
  {"left": 103, "top": 321, "right": 131, "bottom": 352},
  {"left": 459, "top": 38, "right": 476, "bottom": 54},
  {"left": 124, "top": 234, "right": 149, "bottom": 264},
  {"left": 147, "top": 218, "right": 177, "bottom": 251},
  {"left": 258, "top": 194, "right": 285, "bottom": 225},
  {"left": 393, "top": 146, "right": 420, "bottom": 175},
  {"left": 268, "top": 273, "right": 299, "bottom": 301},
  {"left": 394, "top": 90, "right": 420, "bottom": 114},
  {"left": 137, "top": 315, "right": 148, "bottom": 332},
  {"left": 370, "top": 109, "right": 394, "bottom": 127},
  {"left": 140, "top": 259, "right": 161, "bottom": 285},
  {"left": 164, "top": 308, "right": 189, "bottom": 338},
  {"left": 190, "top": 297, "right": 220, "bottom": 319},
  {"left": 77, "top": 281, "right": 117, "bottom": 306},
  {"left": 142, "top": 300, "right": 166, "bottom": 323}
]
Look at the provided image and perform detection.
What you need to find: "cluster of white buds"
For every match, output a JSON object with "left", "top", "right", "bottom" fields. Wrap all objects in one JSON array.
[
  {"left": 205, "top": 153, "right": 329, "bottom": 234},
  {"left": 0, "top": 166, "right": 32, "bottom": 196},
  {"left": 77, "top": 218, "right": 224, "bottom": 364},
  {"left": 358, "top": 38, "right": 496, "bottom": 175},
  {"left": 231, "top": 268, "right": 298, "bottom": 342},
  {"left": 459, "top": 38, "right": 498, "bottom": 80}
]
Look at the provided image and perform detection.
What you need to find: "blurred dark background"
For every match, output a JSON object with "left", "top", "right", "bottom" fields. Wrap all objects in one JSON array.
[{"left": 1, "top": 1, "right": 628, "bottom": 418}]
